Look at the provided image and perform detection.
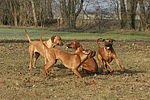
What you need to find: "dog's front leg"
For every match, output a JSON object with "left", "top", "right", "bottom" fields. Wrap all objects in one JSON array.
[
  {"left": 105, "top": 62, "right": 114, "bottom": 72},
  {"left": 113, "top": 56, "right": 124, "bottom": 72},
  {"left": 72, "top": 68, "right": 83, "bottom": 79},
  {"left": 29, "top": 52, "right": 34, "bottom": 70}
]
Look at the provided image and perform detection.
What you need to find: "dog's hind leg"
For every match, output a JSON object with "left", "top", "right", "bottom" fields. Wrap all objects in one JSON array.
[
  {"left": 43, "top": 61, "right": 56, "bottom": 78},
  {"left": 33, "top": 52, "right": 40, "bottom": 68},
  {"left": 29, "top": 50, "right": 34, "bottom": 70}
]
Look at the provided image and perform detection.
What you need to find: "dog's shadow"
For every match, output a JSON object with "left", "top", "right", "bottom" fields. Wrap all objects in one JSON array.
[
  {"left": 96, "top": 68, "right": 146, "bottom": 76},
  {"left": 53, "top": 63, "right": 68, "bottom": 70},
  {"left": 117, "top": 68, "right": 146, "bottom": 75},
  {"left": 48, "top": 64, "right": 147, "bottom": 78}
]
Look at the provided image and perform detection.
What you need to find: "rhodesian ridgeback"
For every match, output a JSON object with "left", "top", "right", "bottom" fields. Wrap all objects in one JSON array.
[
  {"left": 96, "top": 38, "right": 124, "bottom": 74},
  {"left": 25, "top": 30, "right": 63, "bottom": 70},
  {"left": 67, "top": 40, "right": 98, "bottom": 73},
  {"left": 40, "top": 33, "right": 96, "bottom": 78}
]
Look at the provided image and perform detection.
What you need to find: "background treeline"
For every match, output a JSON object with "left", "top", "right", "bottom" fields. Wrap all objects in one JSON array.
[
  {"left": 1, "top": 0, "right": 54, "bottom": 27},
  {"left": 0, "top": 0, "right": 150, "bottom": 31}
]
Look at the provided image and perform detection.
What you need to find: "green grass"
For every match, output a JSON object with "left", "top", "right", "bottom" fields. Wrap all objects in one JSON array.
[
  {"left": 0, "top": 26, "right": 150, "bottom": 99},
  {"left": 0, "top": 26, "right": 150, "bottom": 41}
]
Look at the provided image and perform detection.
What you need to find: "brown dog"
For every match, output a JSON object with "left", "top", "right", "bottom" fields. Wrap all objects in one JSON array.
[
  {"left": 40, "top": 33, "right": 96, "bottom": 78},
  {"left": 67, "top": 40, "right": 98, "bottom": 73},
  {"left": 96, "top": 38, "right": 124, "bottom": 74},
  {"left": 25, "top": 30, "right": 63, "bottom": 70}
]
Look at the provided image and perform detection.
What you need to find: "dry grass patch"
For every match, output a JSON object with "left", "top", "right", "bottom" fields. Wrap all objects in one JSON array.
[{"left": 0, "top": 40, "right": 150, "bottom": 99}]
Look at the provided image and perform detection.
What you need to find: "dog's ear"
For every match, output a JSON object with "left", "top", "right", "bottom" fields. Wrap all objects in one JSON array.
[
  {"left": 51, "top": 35, "right": 56, "bottom": 43},
  {"left": 75, "top": 44, "right": 80, "bottom": 49},
  {"left": 112, "top": 39, "right": 116, "bottom": 42},
  {"left": 92, "top": 51, "right": 96, "bottom": 57}
]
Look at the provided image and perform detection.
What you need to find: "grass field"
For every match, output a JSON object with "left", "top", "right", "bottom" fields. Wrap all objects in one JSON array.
[{"left": 0, "top": 26, "right": 150, "bottom": 99}]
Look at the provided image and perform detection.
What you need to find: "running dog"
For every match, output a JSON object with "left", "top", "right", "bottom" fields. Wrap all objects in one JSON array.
[{"left": 96, "top": 38, "right": 124, "bottom": 73}]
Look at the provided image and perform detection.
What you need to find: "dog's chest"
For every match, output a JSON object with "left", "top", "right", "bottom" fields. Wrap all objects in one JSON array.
[{"left": 103, "top": 51, "right": 113, "bottom": 62}]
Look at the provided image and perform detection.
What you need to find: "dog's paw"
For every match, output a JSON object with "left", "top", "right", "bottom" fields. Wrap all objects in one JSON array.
[{"left": 103, "top": 70, "right": 108, "bottom": 74}]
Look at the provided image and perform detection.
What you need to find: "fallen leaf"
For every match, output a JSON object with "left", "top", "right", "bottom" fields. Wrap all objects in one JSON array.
[{"left": 90, "top": 80, "right": 95, "bottom": 84}]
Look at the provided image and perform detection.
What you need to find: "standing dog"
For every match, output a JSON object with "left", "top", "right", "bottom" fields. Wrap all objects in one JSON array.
[
  {"left": 67, "top": 40, "right": 98, "bottom": 73},
  {"left": 25, "top": 30, "right": 63, "bottom": 70},
  {"left": 40, "top": 33, "right": 96, "bottom": 78},
  {"left": 96, "top": 38, "right": 124, "bottom": 74}
]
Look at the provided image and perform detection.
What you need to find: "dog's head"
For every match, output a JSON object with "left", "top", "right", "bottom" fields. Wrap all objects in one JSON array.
[
  {"left": 103, "top": 38, "right": 115, "bottom": 50},
  {"left": 51, "top": 35, "right": 63, "bottom": 46},
  {"left": 67, "top": 40, "right": 81, "bottom": 50}
]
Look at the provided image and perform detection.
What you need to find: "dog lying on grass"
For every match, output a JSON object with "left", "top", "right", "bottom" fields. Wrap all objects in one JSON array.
[{"left": 67, "top": 40, "right": 98, "bottom": 73}]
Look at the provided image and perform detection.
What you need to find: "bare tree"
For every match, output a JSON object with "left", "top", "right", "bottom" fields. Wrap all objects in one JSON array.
[
  {"left": 48, "top": 0, "right": 53, "bottom": 19},
  {"left": 59, "top": 0, "right": 83, "bottom": 29},
  {"left": 30, "top": 0, "right": 38, "bottom": 26},
  {"left": 19, "top": 0, "right": 24, "bottom": 26},
  {"left": 125, "top": 0, "right": 137, "bottom": 29},
  {"left": 5, "top": 0, "right": 19, "bottom": 26},
  {"left": 120, "top": 0, "right": 126, "bottom": 28},
  {"left": 138, "top": 0, "right": 147, "bottom": 31}
]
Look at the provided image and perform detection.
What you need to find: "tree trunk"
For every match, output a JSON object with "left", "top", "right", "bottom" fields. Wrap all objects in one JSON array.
[
  {"left": 60, "top": 0, "right": 83, "bottom": 29},
  {"left": 62, "top": 0, "right": 69, "bottom": 27},
  {"left": 19, "top": 0, "right": 23, "bottom": 26},
  {"left": 13, "top": 5, "right": 17, "bottom": 26},
  {"left": 9, "top": 1, "right": 17, "bottom": 26},
  {"left": 131, "top": 0, "right": 137, "bottom": 29},
  {"left": 48, "top": 0, "right": 53, "bottom": 19},
  {"left": 125, "top": 0, "right": 137, "bottom": 30},
  {"left": 59, "top": 0, "right": 63, "bottom": 26},
  {"left": 139, "top": 0, "right": 147, "bottom": 31},
  {"left": 31, "top": 0, "right": 38, "bottom": 26},
  {"left": 39, "top": 0, "right": 43, "bottom": 27},
  {"left": 125, "top": 0, "right": 132, "bottom": 29},
  {"left": 70, "top": 0, "right": 75, "bottom": 28},
  {"left": 116, "top": 1, "right": 120, "bottom": 20},
  {"left": 70, "top": 0, "right": 83, "bottom": 29},
  {"left": 23, "top": 1, "right": 27, "bottom": 26},
  {"left": 67, "top": 0, "right": 70, "bottom": 27},
  {"left": 6, "top": 0, "right": 18, "bottom": 26},
  {"left": 146, "top": 1, "right": 150, "bottom": 29},
  {"left": 120, "top": 0, "right": 126, "bottom": 28}
]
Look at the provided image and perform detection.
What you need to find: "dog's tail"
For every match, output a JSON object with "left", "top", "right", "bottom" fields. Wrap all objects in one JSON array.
[
  {"left": 40, "top": 32, "right": 47, "bottom": 48},
  {"left": 96, "top": 38, "right": 102, "bottom": 48},
  {"left": 25, "top": 30, "right": 32, "bottom": 43}
]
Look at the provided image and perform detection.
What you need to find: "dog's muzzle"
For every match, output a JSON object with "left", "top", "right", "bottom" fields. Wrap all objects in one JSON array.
[
  {"left": 105, "top": 43, "right": 112, "bottom": 49},
  {"left": 66, "top": 44, "right": 71, "bottom": 48}
]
